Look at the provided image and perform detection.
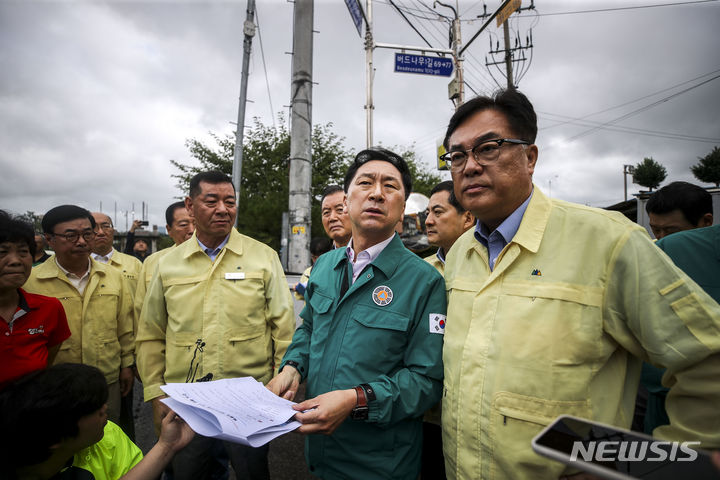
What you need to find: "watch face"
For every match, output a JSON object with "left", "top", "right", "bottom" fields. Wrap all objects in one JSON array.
[{"left": 351, "top": 406, "right": 369, "bottom": 420}]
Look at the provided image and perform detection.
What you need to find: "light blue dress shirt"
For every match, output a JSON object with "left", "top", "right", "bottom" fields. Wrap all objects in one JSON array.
[
  {"left": 197, "top": 234, "right": 230, "bottom": 262},
  {"left": 474, "top": 190, "right": 533, "bottom": 270}
]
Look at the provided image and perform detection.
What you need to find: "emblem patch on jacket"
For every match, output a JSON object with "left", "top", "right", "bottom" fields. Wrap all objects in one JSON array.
[
  {"left": 429, "top": 314, "right": 446, "bottom": 334},
  {"left": 372, "top": 286, "right": 393, "bottom": 306}
]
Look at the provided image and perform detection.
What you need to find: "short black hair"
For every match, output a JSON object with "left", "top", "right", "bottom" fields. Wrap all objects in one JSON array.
[
  {"left": 0, "top": 363, "right": 108, "bottom": 469},
  {"left": 646, "top": 181, "right": 712, "bottom": 225},
  {"left": 343, "top": 147, "right": 413, "bottom": 200},
  {"left": 430, "top": 180, "right": 466, "bottom": 214},
  {"left": 310, "top": 237, "right": 333, "bottom": 256},
  {"left": 165, "top": 201, "right": 187, "bottom": 227},
  {"left": 443, "top": 89, "right": 538, "bottom": 149},
  {"left": 41, "top": 205, "right": 95, "bottom": 234},
  {"left": 0, "top": 210, "right": 37, "bottom": 257},
  {"left": 321, "top": 185, "right": 344, "bottom": 205},
  {"left": 188, "top": 171, "right": 235, "bottom": 198}
]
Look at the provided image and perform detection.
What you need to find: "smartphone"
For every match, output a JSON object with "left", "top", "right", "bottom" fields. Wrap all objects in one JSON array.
[
  {"left": 139, "top": 220, "right": 149, "bottom": 226},
  {"left": 531, "top": 415, "right": 718, "bottom": 479}
]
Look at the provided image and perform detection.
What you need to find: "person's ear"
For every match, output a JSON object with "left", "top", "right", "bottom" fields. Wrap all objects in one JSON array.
[
  {"left": 698, "top": 213, "right": 713, "bottom": 228},
  {"left": 462, "top": 211, "right": 475, "bottom": 230},
  {"left": 525, "top": 144, "right": 538, "bottom": 175}
]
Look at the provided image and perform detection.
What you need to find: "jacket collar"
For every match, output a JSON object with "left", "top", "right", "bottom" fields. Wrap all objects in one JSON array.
[
  {"left": 332, "top": 233, "right": 404, "bottom": 279},
  {"left": 34, "top": 255, "right": 107, "bottom": 279},
  {"left": 461, "top": 184, "right": 551, "bottom": 261},
  {"left": 511, "top": 185, "right": 552, "bottom": 254},
  {"left": 182, "top": 228, "right": 243, "bottom": 259}
]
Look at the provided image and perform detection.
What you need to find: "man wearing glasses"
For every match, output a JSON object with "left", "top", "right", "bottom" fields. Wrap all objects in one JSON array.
[
  {"left": 439, "top": 90, "right": 720, "bottom": 479},
  {"left": 24, "top": 205, "right": 135, "bottom": 424}
]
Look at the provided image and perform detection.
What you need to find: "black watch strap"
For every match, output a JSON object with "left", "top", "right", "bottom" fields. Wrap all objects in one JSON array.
[
  {"left": 360, "top": 383, "right": 376, "bottom": 402},
  {"left": 281, "top": 360, "right": 300, "bottom": 373}
]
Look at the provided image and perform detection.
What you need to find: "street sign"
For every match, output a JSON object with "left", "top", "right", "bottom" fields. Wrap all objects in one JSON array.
[
  {"left": 437, "top": 142, "right": 449, "bottom": 171},
  {"left": 394, "top": 53, "right": 453, "bottom": 77},
  {"left": 344, "top": 0, "right": 363, "bottom": 37},
  {"left": 497, "top": 0, "right": 521, "bottom": 26}
]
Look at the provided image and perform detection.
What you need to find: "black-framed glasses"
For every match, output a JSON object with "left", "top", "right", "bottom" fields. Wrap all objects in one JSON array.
[
  {"left": 440, "top": 138, "right": 529, "bottom": 171},
  {"left": 51, "top": 230, "right": 95, "bottom": 243}
]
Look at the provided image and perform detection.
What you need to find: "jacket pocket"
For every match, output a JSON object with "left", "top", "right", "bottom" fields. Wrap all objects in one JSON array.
[
  {"left": 308, "top": 291, "right": 333, "bottom": 315},
  {"left": 227, "top": 329, "right": 268, "bottom": 374},
  {"left": 497, "top": 281, "right": 605, "bottom": 367},
  {"left": 489, "top": 391, "right": 590, "bottom": 480},
  {"left": 339, "top": 305, "right": 411, "bottom": 374},
  {"left": 220, "top": 271, "right": 267, "bottom": 327},
  {"left": 96, "top": 338, "right": 121, "bottom": 380},
  {"left": 166, "top": 332, "right": 202, "bottom": 382}
]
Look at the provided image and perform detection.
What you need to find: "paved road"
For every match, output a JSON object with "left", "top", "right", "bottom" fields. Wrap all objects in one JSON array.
[{"left": 133, "top": 381, "right": 317, "bottom": 480}]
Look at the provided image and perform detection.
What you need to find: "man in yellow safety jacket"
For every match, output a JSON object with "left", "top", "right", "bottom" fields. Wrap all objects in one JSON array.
[{"left": 440, "top": 89, "right": 720, "bottom": 479}]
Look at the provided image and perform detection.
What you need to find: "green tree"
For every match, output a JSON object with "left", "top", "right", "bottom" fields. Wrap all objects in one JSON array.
[
  {"left": 633, "top": 157, "right": 667, "bottom": 191},
  {"left": 171, "top": 118, "right": 352, "bottom": 251},
  {"left": 691, "top": 146, "right": 720, "bottom": 187},
  {"left": 17, "top": 211, "right": 43, "bottom": 232},
  {"left": 387, "top": 144, "right": 443, "bottom": 197},
  {"left": 172, "top": 119, "right": 443, "bottom": 251}
]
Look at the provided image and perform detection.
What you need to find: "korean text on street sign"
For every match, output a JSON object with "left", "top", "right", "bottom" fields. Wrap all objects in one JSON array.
[
  {"left": 497, "top": 0, "right": 521, "bottom": 27},
  {"left": 345, "top": 0, "right": 363, "bottom": 37},
  {"left": 394, "top": 54, "right": 453, "bottom": 77}
]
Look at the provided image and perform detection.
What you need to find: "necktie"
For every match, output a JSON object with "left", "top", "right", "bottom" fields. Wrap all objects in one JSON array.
[{"left": 339, "top": 260, "right": 351, "bottom": 298}]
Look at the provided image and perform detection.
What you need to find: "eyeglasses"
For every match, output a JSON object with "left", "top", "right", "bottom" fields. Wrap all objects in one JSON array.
[
  {"left": 51, "top": 230, "right": 96, "bottom": 243},
  {"left": 440, "top": 138, "right": 529, "bottom": 171}
]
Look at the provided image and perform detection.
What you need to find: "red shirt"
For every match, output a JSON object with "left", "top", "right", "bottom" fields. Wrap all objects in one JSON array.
[{"left": 0, "top": 288, "right": 71, "bottom": 389}]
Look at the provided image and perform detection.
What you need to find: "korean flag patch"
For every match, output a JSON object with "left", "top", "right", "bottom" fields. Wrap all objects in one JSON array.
[{"left": 429, "top": 314, "right": 446, "bottom": 334}]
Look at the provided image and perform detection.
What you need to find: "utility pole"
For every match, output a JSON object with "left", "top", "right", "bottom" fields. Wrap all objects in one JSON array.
[
  {"left": 623, "top": 164, "right": 636, "bottom": 201},
  {"left": 502, "top": 20, "right": 514, "bottom": 90},
  {"left": 435, "top": 1, "right": 464, "bottom": 107},
  {"left": 365, "top": 0, "right": 374, "bottom": 147},
  {"left": 287, "top": 0, "right": 313, "bottom": 273},
  {"left": 232, "top": 0, "right": 256, "bottom": 228}
]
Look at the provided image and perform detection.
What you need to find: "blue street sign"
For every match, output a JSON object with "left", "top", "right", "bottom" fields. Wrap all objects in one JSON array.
[
  {"left": 345, "top": 0, "right": 363, "bottom": 37},
  {"left": 394, "top": 53, "right": 454, "bottom": 77}
]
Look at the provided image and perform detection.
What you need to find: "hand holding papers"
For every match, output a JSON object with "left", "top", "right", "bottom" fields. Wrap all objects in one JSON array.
[{"left": 160, "top": 377, "right": 301, "bottom": 447}]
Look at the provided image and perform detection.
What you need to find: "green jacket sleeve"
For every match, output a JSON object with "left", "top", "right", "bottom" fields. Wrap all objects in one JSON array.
[
  {"left": 366, "top": 271, "right": 446, "bottom": 427},
  {"left": 265, "top": 253, "right": 296, "bottom": 377},
  {"left": 280, "top": 288, "right": 314, "bottom": 381}
]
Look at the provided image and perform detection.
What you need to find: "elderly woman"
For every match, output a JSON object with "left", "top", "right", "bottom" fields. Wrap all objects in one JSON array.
[{"left": 0, "top": 209, "right": 70, "bottom": 389}]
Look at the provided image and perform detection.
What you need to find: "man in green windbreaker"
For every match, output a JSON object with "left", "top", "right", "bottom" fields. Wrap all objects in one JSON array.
[{"left": 268, "top": 147, "right": 446, "bottom": 479}]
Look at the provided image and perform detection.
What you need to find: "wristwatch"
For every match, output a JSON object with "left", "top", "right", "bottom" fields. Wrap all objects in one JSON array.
[{"left": 350, "top": 385, "right": 369, "bottom": 420}]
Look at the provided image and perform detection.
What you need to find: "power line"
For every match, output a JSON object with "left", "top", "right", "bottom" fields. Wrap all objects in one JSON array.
[
  {"left": 538, "top": 112, "right": 720, "bottom": 143},
  {"left": 536, "top": 0, "right": 717, "bottom": 17},
  {"left": 567, "top": 73, "right": 720, "bottom": 141},
  {"left": 254, "top": 7, "right": 275, "bottom": 130},
  {"left": 388, "top": 0, "right": 435, "bottom": 48},
  {"left": 541, "top": 68, "right": 720, "bottom": 131}
]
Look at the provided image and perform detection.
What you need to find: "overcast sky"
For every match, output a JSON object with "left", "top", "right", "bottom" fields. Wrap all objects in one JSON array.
[{"left": 1, "top": 0, "right": 718, "bottom": 231}]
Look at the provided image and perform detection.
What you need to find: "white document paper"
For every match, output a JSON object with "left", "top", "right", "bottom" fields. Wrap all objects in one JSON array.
[{"left": 160, "top": 377, "right": 301, "bottom": 447}]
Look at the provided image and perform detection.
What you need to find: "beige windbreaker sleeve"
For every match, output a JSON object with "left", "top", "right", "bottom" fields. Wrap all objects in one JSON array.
[
  {"left": 135, "top": 267, "right": 169, "bottom": 401},
  {"left": 118, "top": 274, "right": 136, "bottom": 369},
  {"left": 265, "top": 253, "right": 295, "bottom": 377},
  {"left": 602, "top": 226, "right": 720, "bottom": 447}
]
